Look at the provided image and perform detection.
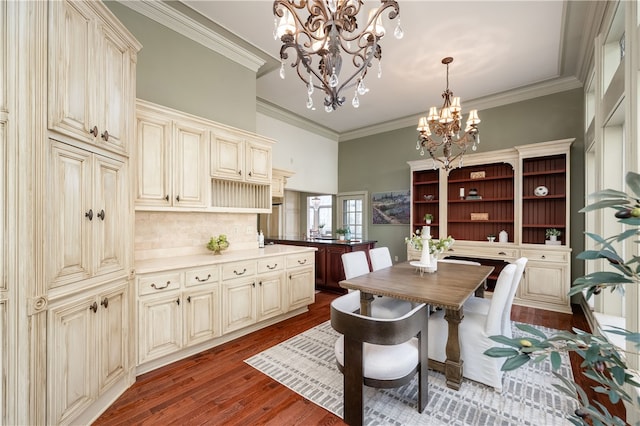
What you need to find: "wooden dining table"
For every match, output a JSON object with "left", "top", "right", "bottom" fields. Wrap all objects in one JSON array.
[{"left": 338, "top": 261, "right": 494, "bottom": 390}]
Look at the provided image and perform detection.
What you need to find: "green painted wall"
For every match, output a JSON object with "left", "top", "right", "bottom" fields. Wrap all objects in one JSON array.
[
  {"left": 105, "top": 2, "right": 257, "bottom": 131},
  {"left": 339, "top": 88, "right": 585, "bottom": 280}
]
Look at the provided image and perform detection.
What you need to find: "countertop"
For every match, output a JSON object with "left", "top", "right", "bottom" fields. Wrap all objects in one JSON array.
[
  {"left": 265, "top": 237, "right": 377, "bottom": 246},
  {"left": 136, "top": 244, "right": 317, "bottom": 274}
]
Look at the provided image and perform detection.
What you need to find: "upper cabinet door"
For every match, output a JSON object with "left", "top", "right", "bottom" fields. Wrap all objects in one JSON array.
[
  {"left": 48, "top": 0, "right": 94, "bottom": 143},
  {"left": 95, "top": 22, "right": 131, "bottom": 154},
  {"left": 173, "top": 121, "right": 208, "bottom": 208},
  {"left": 210, "top": 132, "right": 244, "bottom": 180},
  {"left": 136, "top": 111, "right": 172, "bottom": 207},
  {"left": 245, "top": 140, "right": 272, "bottom": 184},
  {"left": 49, "top": 0, "right": 138, "bottom": 155}
]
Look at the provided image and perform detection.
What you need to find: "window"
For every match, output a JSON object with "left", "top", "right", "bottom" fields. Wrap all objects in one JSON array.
[
  {"left": 337, "top": 191, "right": 368, "bottom": 240},
  {"left": 307, "top": 195, "right": 332, "bottom": 236}
]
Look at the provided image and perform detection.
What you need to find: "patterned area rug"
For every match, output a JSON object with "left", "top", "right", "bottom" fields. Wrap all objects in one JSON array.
[{"left": 245, "top": 321, "right": 577, "bottom": 425}]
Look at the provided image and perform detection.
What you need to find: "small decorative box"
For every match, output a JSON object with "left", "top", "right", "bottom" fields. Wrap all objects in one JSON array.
[
  {"left": 470, "top": 213, "right": 489, "bottom": 221},
  {"left": 470, "top": 171, "right": 485, "bottom": 179}
]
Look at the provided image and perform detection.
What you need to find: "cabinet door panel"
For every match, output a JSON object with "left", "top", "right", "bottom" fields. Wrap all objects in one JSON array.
[
  {"left": 520, "top": 263, "right": 569, "bottom": 305},
  {"left": 246, "top": 141, "right": 271, "bottom": 183},
  {"left": 257, "top": 273, "right": 285, "bottom": 320},
  {"left": 136, "top": 113, "right": 171, "bottom": 206},
  {"left": 185, "top": 287, "right": 219, "bottom": 346},
  {"left": 222, "top": 278, "right": 256, "bottom": 334},
  {"left": 288, "top": 266, "right": 315, "bottom": 310},
  {"left": 138, "top": 293, "right": 182, "bottom": 364},
  {"left": 48, "top": 142, "right": 92, "bottom": 287},
  {"left": 94, "top": 155, "right": 126, "bottom": 277},
  {"left": 174, "top": 122, "right": 207, "bottom": 207},
  {"left": 97, "top": 23, "right": 129, "bottom": 153},
  {"left": 48, "top": 0, "right": 94, "bottom": 142},
  {"left": 98, "top": 284, "right": 127, "bottom": 394},
  {"left": 48, "top": 296, "right": 96, "bottom": 425},
  {"left": 210, "top": 134, "right": 243, "bottom": 180}
]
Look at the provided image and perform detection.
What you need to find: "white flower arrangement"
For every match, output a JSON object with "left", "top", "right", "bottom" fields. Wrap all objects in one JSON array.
[{"left": 405, "top": 229, "right": 455, "bottom": 254}]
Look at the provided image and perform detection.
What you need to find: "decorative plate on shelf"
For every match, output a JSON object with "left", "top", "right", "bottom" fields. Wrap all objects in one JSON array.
[{"left": 534, "top": 185, "right": 549, "bottom": 197}]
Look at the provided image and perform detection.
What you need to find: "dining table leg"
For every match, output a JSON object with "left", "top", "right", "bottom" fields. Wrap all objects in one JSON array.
[
  {"left": 358, "top": 291, "right": 375, "bottom": 316},
  {"left": 443, "top": 307, "right": 464, "bottom": 390}
]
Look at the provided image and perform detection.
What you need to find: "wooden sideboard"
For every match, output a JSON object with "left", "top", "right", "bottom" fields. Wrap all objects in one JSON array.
[{"left": 265, "top": 239, "right": 377, "bottom": 293}]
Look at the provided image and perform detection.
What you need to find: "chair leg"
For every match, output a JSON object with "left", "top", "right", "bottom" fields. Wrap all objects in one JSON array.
[
  {"left": 343, "top": 336, "right": 364, "bottom": 426},
  {"left": 418, "top": 327, "right": 428, "bottom": 412}
]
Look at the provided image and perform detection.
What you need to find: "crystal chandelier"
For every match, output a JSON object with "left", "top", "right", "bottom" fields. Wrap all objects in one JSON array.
[
  {"left": 273, "top": 0, "right": 402, "bottom": 112},
  {"left": 416, "top": 57, "right": 481, "bottom": 170}
]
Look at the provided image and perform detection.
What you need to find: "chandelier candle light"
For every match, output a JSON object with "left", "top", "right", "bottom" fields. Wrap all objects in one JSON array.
[
  {"left": 416, "top": 57, "right": 481, "bottom": 170},
  {"left": 273, "top": 0, "right": 402, "bottom": 112}
]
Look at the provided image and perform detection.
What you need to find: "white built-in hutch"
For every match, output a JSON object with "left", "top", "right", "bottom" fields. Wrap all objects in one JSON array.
[{"left": 408, "top": 139, "right": 573, "bottom": 313}]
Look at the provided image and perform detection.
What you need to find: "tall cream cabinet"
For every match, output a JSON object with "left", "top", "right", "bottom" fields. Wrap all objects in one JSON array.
[
  {"left": 3, "top": 1, "right": 140, "bottom": 424},
  {"left": 408, "top": 139, "right": 573, "bottom": 313},
  {"left": 136, "top": 99, "right": 275, "bottom": 213},
  {"left": 45, "top": 1, "right": 140, "bottom": 424}
]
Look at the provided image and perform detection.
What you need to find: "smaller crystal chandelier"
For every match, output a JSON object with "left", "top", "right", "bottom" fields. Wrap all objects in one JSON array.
[
  {"left": 416, "top": 57, "right": 480, "bottom": 170},
  {"left": 273, "top": 0, "right": 402, "bottom": 112}
]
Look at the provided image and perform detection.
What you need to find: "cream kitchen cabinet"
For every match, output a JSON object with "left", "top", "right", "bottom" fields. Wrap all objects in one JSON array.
[
  {"left": 210, "top": 130, "right": 272, "bottom": 184},
  {"left": 257, "top": 256, "right": 286, "bottom": 321},
  {"left": 48, "top": 0, "right": 139, "bottom": 155},
  {"left": 137, "top": 266, "right": 220, "bottom": 365},
  {"left": 47, "top": 281, "right": 128, "bottom": 425},
  {"left": 518, "top": 248, "right": 572, "bottom": 313},
  {"left": 271, "top": 168, "right": 294, "bottom": 198},
  {"left": 47, "top": 140, "right": 128, "bottom": 292},
  {"left": 135, "top": 103, "right": 208, "bottom": 209},
  {"left": 286, "top": 252, "right": 316, "bottom": 310}
]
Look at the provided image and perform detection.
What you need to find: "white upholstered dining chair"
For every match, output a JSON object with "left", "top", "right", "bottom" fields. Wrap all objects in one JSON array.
[
  {"left": 341, "top": 251, "right": 413, "bottom": 318},
  {"left": 463, "top": 257, "right": 528, "bottom": 338},
  {"left": 368, "top": 247, "right": 393, "bottom": 271},
  {"left": 427, "top": 263, "right": 517, "bottom": 391},
  {"left": 330, "top": 290, "right": 429, "bottom": 425}
]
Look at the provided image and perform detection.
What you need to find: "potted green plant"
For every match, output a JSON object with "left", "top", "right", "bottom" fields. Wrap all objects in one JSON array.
[
  {"left": 487, "top": 233, "right": 496, "bottom": 243},
  {"left": 423, "top": 213, "right": 433, "bottom": 224},
  {"left": 335, "top": 228, "right": 348, "bottom": 241},
  {"left": 206, "top": 234, "right": 229, "bottom": 254},
  {"left": 545, "top": 228, "right": 562, "bottom": 241}
]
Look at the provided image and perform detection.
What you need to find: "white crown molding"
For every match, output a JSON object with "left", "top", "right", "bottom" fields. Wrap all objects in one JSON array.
[
  {"left": 118, "top": 0, "right": 265, "bottom": 72},
  {"left": 339, "top": 76, "right": 583, "bottom": 142},
  {"left": 257, "top": 99, "right": 340, "bottom": 141}
]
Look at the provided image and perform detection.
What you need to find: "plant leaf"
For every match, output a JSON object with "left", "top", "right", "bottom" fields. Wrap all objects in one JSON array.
[
  {"left": 550, "top": 351, "right": 562, "bottom": 370},
  {"left": 579, "top": 199, "right": 630, "bottom": 213},
  {"left": 483, "top": 347, "right": 519, "bottom": 358},
  {"left": 625, "top": 171, "right": 640, "bottom": 197},
  {"left": 501, "top": 353, "right": 530, "bottom": 371},
  {"left": 515, "top": 323, "right": 548, "bottom": 339}
]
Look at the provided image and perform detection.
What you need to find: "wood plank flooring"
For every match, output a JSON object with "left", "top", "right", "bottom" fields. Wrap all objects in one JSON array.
[{"left": 93, "top": 292, "right": 625, "bottom": 425}]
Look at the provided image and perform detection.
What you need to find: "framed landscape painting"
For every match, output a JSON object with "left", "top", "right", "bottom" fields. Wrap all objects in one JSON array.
[{"left": 371, "top": 190, "right": 410, "bottom": 224}]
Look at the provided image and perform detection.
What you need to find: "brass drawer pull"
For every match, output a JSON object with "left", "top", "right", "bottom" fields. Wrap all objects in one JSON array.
[
  {"left": 297, "top": 259, "right": 307, "bottom": 265},
  {"left": 267, "top": 263, "right": 278, "bottom": 270},
  {"left": 498, "top": 251, "right": 507, "bottom": 256},
  {"left": 234, "top": 268, "right": 247, "bottom": 276},
  {"left": 151, "top": 281, "right": 171, "bottom": 290},
  {"left": 195, "top": 274, "right": 211, "bottom": 282}
]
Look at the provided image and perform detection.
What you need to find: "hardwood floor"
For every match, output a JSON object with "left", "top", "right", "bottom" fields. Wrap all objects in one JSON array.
[{"left": 94, "top": 292, "right": 624, "bottom": 425}]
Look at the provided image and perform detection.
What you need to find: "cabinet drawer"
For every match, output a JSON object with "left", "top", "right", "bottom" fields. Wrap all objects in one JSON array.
[
  {"left": 185, "top": 266, "right": 219, "bottom": 287},
  {"left": 449, "top": 246, "right": 519, "bottom": 260},
  {"left": 138, "top": 272, "right": 182, "bottom": 296},
  {"left": 222, "top": 260, "right": 256, "bottom": 281},
  {"left": 257, "top": 256, "right": 284, "bottom": 274},
  {"left": 286, "top": 252, "right": 315, "bottom": 269},
  {"left": 520, "top": 249, "right": 569, "bottom": 263}
]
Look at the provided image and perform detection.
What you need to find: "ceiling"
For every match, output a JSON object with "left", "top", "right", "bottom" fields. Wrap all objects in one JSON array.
[{"left": 180, "top": 1, "right": 594, "bottom": 137}]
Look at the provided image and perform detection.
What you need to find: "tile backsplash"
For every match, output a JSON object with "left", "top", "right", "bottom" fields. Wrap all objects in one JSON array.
[{"left": 135, "top": 211, "right": 258, "bottom": 261}]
